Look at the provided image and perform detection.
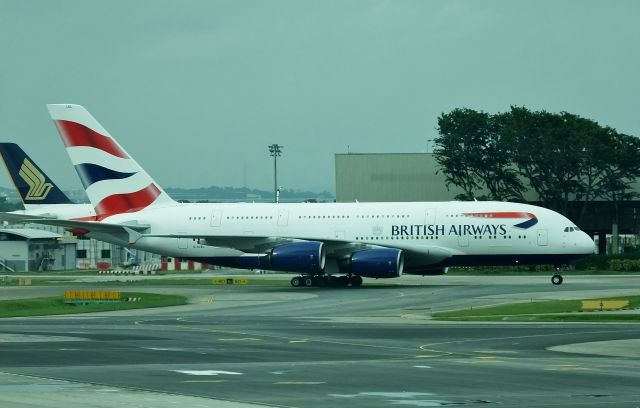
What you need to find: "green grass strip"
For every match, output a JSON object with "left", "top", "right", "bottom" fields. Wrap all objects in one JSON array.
[
  {"left": 24, "top": 277, "right": 291, "bottom": 287},
  {"left": 434, "top": 295, "right": 640, "bottom": 322},
  {"left": 0, "top": 292, "right": 186, "bottom": 318},
  {"left": 443, "top": 314, "right": 640, "bottom": 322}
]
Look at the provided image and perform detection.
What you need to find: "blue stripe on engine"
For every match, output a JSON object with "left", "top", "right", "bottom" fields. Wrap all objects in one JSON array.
[{"left": 74, "top": 163, "right": 136, "bottom": 187}]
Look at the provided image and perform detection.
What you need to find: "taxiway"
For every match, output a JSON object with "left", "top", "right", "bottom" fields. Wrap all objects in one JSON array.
[{"left": 1, "top": 274, "right": 639, "bottom": 407}]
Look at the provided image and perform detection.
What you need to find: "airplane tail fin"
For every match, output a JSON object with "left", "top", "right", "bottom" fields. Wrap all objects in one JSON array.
[
  {"left": 0, "top": 142, "right": 73, "bottom": 208},
  {"left": 47, "top": 104, "right": 176, "bottom": 220}
]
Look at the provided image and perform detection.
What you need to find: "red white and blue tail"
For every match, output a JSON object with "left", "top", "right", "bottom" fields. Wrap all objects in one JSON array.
[{"left": 47, "top": 104, "right": 175, "bottom": 220}]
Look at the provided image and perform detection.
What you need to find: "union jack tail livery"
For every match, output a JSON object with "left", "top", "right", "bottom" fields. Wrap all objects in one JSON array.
[
  {"left": 47, "top": 104, "right": 175, "bottom": 220},
  {"left": 0, "top": 142, "right": 73, "bottom": 208}
]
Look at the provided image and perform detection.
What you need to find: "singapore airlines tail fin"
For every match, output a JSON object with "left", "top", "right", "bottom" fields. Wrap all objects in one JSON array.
[
  {"left": 47, "top": 104, "right": 175, "bottom": 220},
  {"left": 0, "top": 142, "right": 73, "bottom": 209}
]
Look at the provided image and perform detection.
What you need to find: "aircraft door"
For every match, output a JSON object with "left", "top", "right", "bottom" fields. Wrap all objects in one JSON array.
[
  {"left": 537, "top": 229, "right": 548, "bottom": 246},
  {"left": 210, "top": 210, "right": 222, "bottom": 227},
  {"left": 278, "top": 209, "right": 289, "bottom": 227},
  {"left": 178, "top": 238, "right": 189, "bottom": 249}
]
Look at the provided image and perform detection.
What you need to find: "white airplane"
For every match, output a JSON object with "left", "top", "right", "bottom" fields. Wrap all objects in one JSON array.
[
  {"left": 0, "top": 143, "right": 95, "bottom": 222},
  {"left": 10, "top": 104, "right": 596, "bottom": 286}
]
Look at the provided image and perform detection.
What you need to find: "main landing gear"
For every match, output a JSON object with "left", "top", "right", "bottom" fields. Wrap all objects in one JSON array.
[{"left": 290, "top": 274, "right": 363, "bottom": 288}]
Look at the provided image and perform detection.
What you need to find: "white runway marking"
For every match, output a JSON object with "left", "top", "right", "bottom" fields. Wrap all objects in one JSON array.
[
  {"left": 172, "top": 370, "right": 243, "bottom": 376},
  {"left": 274, "top": 381, "right": 325, "bottom": 385}
]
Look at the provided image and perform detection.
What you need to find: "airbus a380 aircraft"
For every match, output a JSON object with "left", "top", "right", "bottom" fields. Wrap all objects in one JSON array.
[{"left": 8, "top": 104, "right": 595, "bottom": 287}]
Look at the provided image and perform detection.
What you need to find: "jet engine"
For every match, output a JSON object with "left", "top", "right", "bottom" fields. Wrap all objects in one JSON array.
[
  {"left": 340, "top": 248, "right": 404, "bottom": 278},
  {"left": 266, "top": 241, "right": 326, "bottom": 273},
  {"left": 405, "top": 267, "right": 449, "bottom": 276}
]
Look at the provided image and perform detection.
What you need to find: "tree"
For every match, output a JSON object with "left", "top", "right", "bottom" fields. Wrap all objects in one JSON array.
[
  {"left": 596, "top": 133, "right": 640, "bottom": 224},
  {"left": 434, "top": 108, "right": 524, "bottom": 201},
  {"left": 433, "top": 108, "right": 482, "bottom": 200},
  {"left": 500, "top": 107, "right": 585, "bottom": 214},
  {"left": 573, "top": 123, "right": 619, "bottom": 223},
  {"left": 434, "top": 105, "right": 640, "bottom": 223}
]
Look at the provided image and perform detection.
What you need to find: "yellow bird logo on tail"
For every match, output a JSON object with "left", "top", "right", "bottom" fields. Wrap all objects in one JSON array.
[{"left": 19, "top": 158, "right": 53, "bottom": 200}]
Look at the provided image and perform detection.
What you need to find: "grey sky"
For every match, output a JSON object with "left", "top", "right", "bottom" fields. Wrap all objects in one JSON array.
[{"left": 1, "top": 0, "right": 638, "bottom": 194}]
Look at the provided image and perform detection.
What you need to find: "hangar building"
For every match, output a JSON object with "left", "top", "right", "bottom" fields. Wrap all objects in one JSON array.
[
  {"left": 335, "top": 153, "right": 468, "bottom": 202},
  {"left": 0, "top": 228, "right": 76, "bottom": 272},
  {"left": 0, "top": 224, "right": 159, "bottom": 272}
]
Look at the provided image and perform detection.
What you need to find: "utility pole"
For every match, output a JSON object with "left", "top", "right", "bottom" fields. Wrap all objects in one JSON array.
[{"left": 268, "top": 144, "right": 283, "bottom": 203}]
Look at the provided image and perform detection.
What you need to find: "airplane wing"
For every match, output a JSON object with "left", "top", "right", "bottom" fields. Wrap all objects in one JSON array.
[
  {"left": 27, "top": 218, "right": 149, "bottom": 233},
  {"left": 3, "top": 211, "right": 453, "bottom": 268},
  {"left": 4, "top": 215, "right": 150, "bottom": 245},
  {"left": 0, "top": 212, "right": 56, "bottom": 224}
]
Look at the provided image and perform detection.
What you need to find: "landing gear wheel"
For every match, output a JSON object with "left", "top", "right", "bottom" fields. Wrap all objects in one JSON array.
[
  {"left": 338, "top": 276, "right": 350, "bottom": 287},
  {"left": 551, "top": 274, "right": 563, "bottom": 285},
  {"left": 349, "top": 275, "right": 363, "bottom": 287},
  {"left": 291, "top": 276, "right": 303, "bottom": 287},
  {"left": 303, "top": 276, "right": 314, "bottom": 287}
]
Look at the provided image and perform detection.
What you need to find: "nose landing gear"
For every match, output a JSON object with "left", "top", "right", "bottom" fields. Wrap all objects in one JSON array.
[
  {"left": 551, "top": 274, "right": 563, "bottom": 285},
  {"left": 551, "top": 265, "right": 565, "bottom": 285}
]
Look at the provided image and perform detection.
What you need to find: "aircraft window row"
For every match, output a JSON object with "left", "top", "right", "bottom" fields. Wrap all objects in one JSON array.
[
  {"left": 355, "top": 215, "right": 410, "bottom": 219},
  {"left": 226, "top": 216, "right": 274, "bottom": 220},
  {"left": 298, "top": 215, "right": 350, "bottom": 219},
  {"left": 188, "top": 216, "right": 206, "bottom": 220},
  {"left": 356, "top": 236, "right": 441, "bottom": 241},
  {"left": 564, "top": 226, "right": 580, "bottom": 232},
  {"left": 296, "top": 214, "right": 411, "bottom": 220},
  {"left": 354, "top": 235, "right": 527, "bottom": 241},
  {"left": 472, "top": 235, "right": 523, "bottom": 239}
]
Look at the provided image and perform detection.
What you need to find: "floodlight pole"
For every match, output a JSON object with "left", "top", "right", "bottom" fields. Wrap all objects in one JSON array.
[{"left": 268, "top": 144, "right": 283, "bottom": 203}]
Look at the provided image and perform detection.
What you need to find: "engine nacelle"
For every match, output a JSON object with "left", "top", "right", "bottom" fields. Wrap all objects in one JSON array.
[
  {"left": 341, "top": 248, "right": 404, "bottom": 278},
  {"left": 267, "top": 241, "right": 326, "bottom": 273},
  {"left": 405, "top": 267, "right": 449, "bottom": 276}
]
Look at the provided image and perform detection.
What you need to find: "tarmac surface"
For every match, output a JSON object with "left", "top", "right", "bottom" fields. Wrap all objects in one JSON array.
[{"left": 1, "top": 273, "right": 640, "bottom": 407}]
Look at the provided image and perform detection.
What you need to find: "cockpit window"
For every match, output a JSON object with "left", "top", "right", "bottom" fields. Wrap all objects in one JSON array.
[{"left": 564, "top": 226, "right": 581, "bottom": 232}]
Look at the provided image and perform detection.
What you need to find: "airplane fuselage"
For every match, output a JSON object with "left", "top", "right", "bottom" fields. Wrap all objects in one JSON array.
[{"left": 100, "top": 200, "right": 595, "bottom": 274}]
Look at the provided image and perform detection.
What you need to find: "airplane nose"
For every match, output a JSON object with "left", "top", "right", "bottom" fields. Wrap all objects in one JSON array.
[{"left": 579, "top": 232, "right": 596, "bottom": 254}]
